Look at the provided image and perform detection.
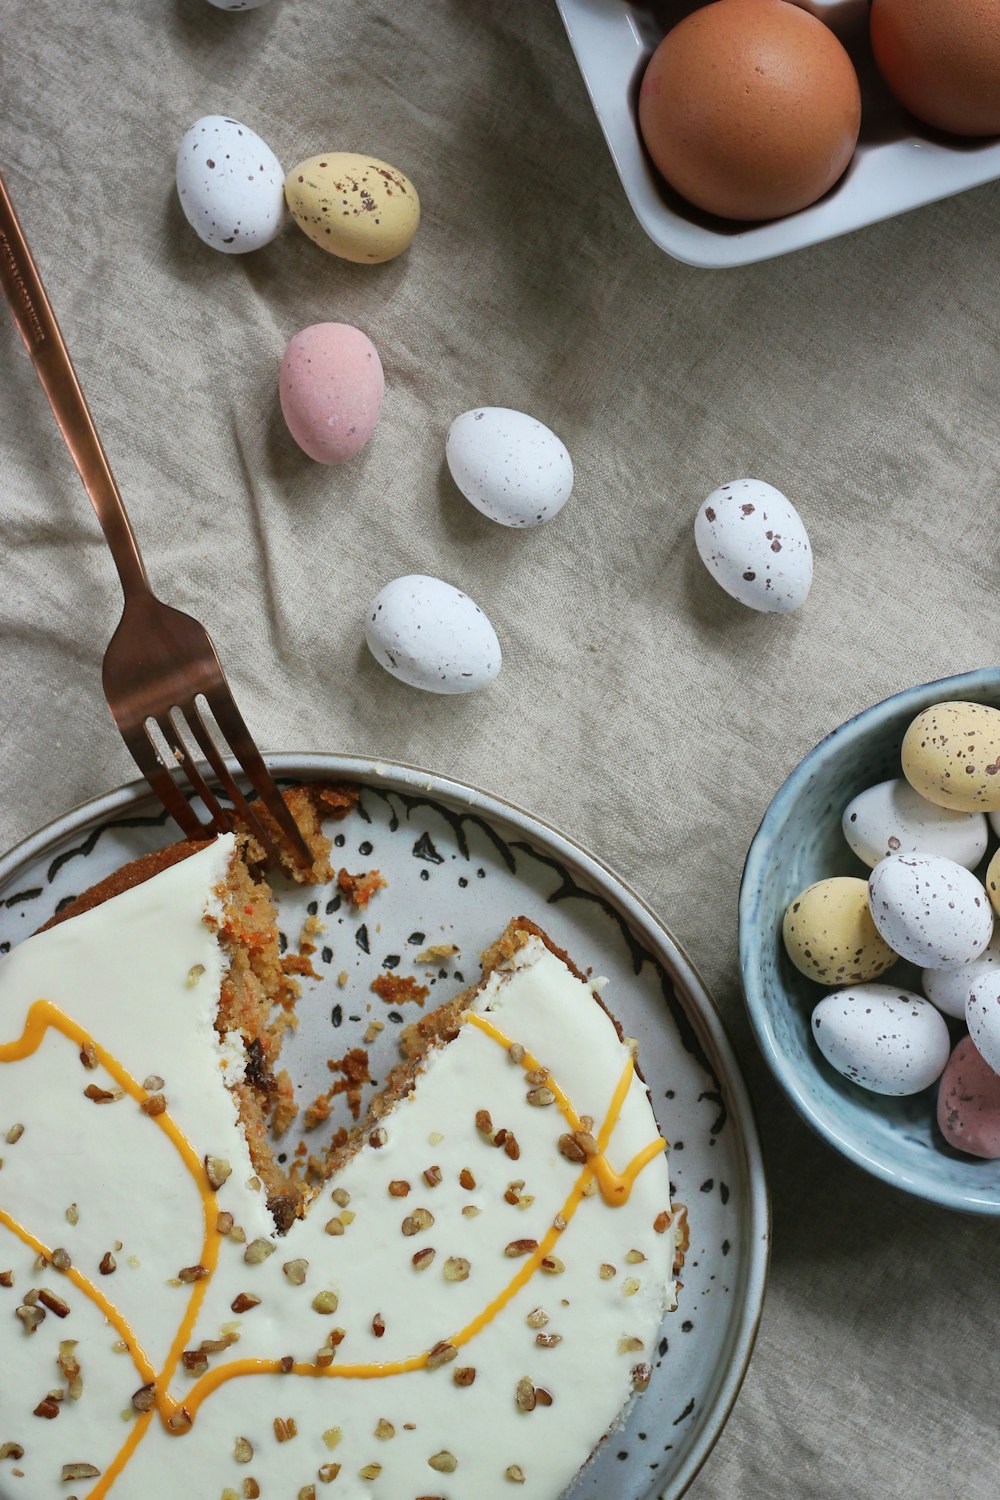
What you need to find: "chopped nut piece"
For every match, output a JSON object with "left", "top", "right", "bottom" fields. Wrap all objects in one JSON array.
[
  {"left": 243, "top": 1239, "right": 274, "bottom": 1265},
  {"left": 322, "top": 1427, "right": 343, "bottom": 1450},
  {"left": 506, "top": 1465, "right": 526, "bottom": 1484},
  {"left": 79, "top": 1043, "right": 98, "bottom": 1070},
  {"left": 332, "top": 1188, "right": 351, "bottom": 1208},
  {"left": 552, "top": 1214, "right": 567, "bottom": 1232},
  {"left": 535, "top": 1387, "right": 554, "bottom": 1407},
  {"left": 61, "top": 1465, "right": 100, "bottom": 1482},
  {"left": 318, "top": 1462, "right": 341, "bottom": 1483},
  {"left": 599, "top": 1262, "right": 616, "bottom": 1280},
  {"left": 458, "top": 1168, "right": 476, "bottom": 1190},
  {"left": 412, "top": 1247, "right": 436, "bottom": 1272},
  {"left": 574, "top": 1129, "right": 599, "bottom": 1157},
  {"left": 505, "top": 1239, "right": 539, "bottom": 1258},
  {"left": 654, "top": 1210, "right": 672, "bottom": 1234},
  {"left": 443, "top": 1256, "right": 470, "bottom": 1282},
  {"left": 452, "top": 1366, "right": 476, "bottom": 1387},
  {"left": 388, "top": 1180, "right": 410, "bottom": 1198},
  {"left": 186, "top": 963, "right": 206, "bottom": 988},
  {"left": 0, "top": 1443, "right": 24, "bottom": 1460},
  {"left": 632, "top": 1363, "right": 653, "bottom": 1392},
  {"left": 428, "top": 1451, "right": 457, "bottom": 1473},
  {"left": 177, "top": 1265, "right": 209, "bottom": 1284},
  {"left": 461, "top": 1205, "right": 480, "bottom": 1217},
  {"left": 38, "top": 1288, "right": 70, "bottom": 1318},
  {"left": 99, "top": 1252, "right": 117, "bottom": 1276},
  {"left": 525, "top": 1067, "right": 549, "bottom": 1086},
  {"left": 298, "top": 1487, "right": 317, "bottom": 1500},
  {"left": 4, "top": 1124, "right": 23, "bottom": 1145},
  {"left": 526, "top": 1307, "right": 549, "bottom": 1329},
  {"left": 283, "top": 1259, "right": 309, "bottom": 1286},
  {"left": 504, "top": 1133, "right": 521, "bottom": 1161},
  {"left": 166, "top": 1407, "right": 192, "bottom": 1433},
  {"left": 199, "top": 1335, "right": 238, "bottom": 1353},
  {"left": 625, "top": 1249, "right": 647, "bottom": 1264},
  {"left": 230, "top": 1226, "right": 247, "bottom": 1244},
  {"left": 65, "top": 1203, "right": 79, "bottom": 1226},
  {"left": 315, "top": 1349, "right": 335, "bottom": 1369},
  {"left": 423, "top": 1165, "right": 442, "bottom": 1188},
  {"left": 618, "top": 1336, "right": 644, "bottom": 1354},
  {"left": 68, "top": 1376, "right": 83, "bottom": 1400},
  {"left": 558, "top": 1133, "right": 587, "bottom": 1164},
  {"left": 340, "top": 1210, "right": 355, "bottom": 1225},
  {"left": 216, "top": 1212, "right": 234, "bottom": 1236},
  {"left": 23, "top": 1288, "right": 39, "bottom": 1305},
  {"left": 204, "top": 1157, "right": 232, "bottom": 1190},
  {"left": 33, "top": 1396, "right": 60, "bottom": 1419},
  {"left": 181, "top": 1350, "right": 208, "bottom": 1375},
  {"left": 51, "top": 1248, "right": 71, "bottom": 1272},
  {"left": 0, "top": 1270, "right": 12, "bottom": 1287},
  {"left": 475, "top": 1109, "right": 493, "bottom": 1136},
  {"left": 230, "top": 1292, "right": 261, "bottom": 1314},
  {"left": 245, "top": 1482, "right": 262, "bottom": 1499},
  {"left": 279, "top": 1355, "right": 294, "bottom": 1373},
  {"left": 535, "top": 1329, "right": 563, "bottom": 1348},
  {"left": 401, "top": 1207, "right": 434, "bottom": 1236},
  {"left": 140, "top": 1094, "right": 165, "bottom": 1117},
  {"left": 504, "top": 1180, "right": 525, "bottom": 1205},
  {"left": 372, "top": 1313, "right": 386, "bottom": 1337},
  {"left": 57, "top": 1341, "right": 79, "bottom": 1379},
  {"left": 508, "top": 1043, "right": 525, "bottom": 1065},
  {"left": 526, "top": 1086, "right": 556, "bottom": 1107},
  {"left": 515, "top": 1377, "right": 536, "bottom": 1412},
  {"left": 359, "top": 1464, "right": 382, "bottom": 1480},
  {"left": 16, "top": 1304, "right": 45, "bottom": 1333},
  {"left": 375, "top": 1418, "right": 395, "bottom": 1440},
  {"left": 273, "top": 1416, "right": 298, "bottom": 1442},
  {"left": 142, "top": 1074, "right": 165, "bottom": 1092},
  {"left": 623, "top": 1277, "right": 640, "bottom": 1296},
  {"left": 325, "top": 1216, "right": 345, "bottom": 1236},
  {"left": 540, "top": 1256, "right": 565, "bottom": 1275},
  {"left": 672, "top": 1203, "right": 690, "bottom": 1274},
  {"left": 312, "top": 1291, "right": 339, "bottom": 1315},
  {"left": 426, "top": 1340, "right": 457, "bottom": 1370}
]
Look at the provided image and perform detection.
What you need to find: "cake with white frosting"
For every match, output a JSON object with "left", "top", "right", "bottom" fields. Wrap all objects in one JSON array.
[{"left": 0, "top": 831, "right": 683, "bottom": 1500}]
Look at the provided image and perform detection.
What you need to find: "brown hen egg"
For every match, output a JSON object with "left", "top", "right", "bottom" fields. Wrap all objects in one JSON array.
[
  {"left": 637, "top": 0, "right": 862, "bottom": 222},
  {"left": 870, "top": 0, "right": 1000, "bottom": 137}
]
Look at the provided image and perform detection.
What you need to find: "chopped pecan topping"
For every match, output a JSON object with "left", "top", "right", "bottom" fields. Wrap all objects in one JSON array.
[
  {"left": 372, "top": 1313, "right": 386, "bottom": 1337},
  {"left": 452, "top": 1365, "right": 476, "bottom": 1387},
  {"left": 632, "top": 1363, "right": 652, "bottom": 1392},
  {"left": 99, "top": 1252, "right": 117, "bottom": 1275},
  {"left": 540, "top": 1255, "right": 564, "bottom": 1275},
  {"left": 526, "top": 1307, "right": 549, "bottom": 1328},
  {"left": 79, "top": 1043, "right": 98, "bottom": 1070},
  {"left": 243, "top": 1239, "right": 274, "bottom": 1265},
  {"left": 443, "top": 1257, "right": 470, "bottom": 1282},
  {"left": 535, "top": 1387, "right": 553, "bottom": 1407},
  {"left": 0, "top": 1443, "right": 24, "bottom": 1460},
  {"left": 369, "top": 1127, "right": 387, "bottom": 1149},
  {"left": 505, "top": 1465, "right": 526, "bottom": 1483},
  {"left": 140, "top": 1094, "right": 165, "bottom": 1116},
  {"left": 312, "top": 1291, "right": 339, "bottom": 1315},
  {"left": 504, "top": 1239, "right": 538, "bottom": 1258},
  {"left": 508, "top": 1042, "right": 525, "bottom": 1065},
  {"left": 181, "top": 1350, "right": 209, "bottom": 1374},
  {"left": 204, "top": 1157, "right": 232, "bottom": 1190},
  {"left": 317, "top": 1464, "right": 341, "bottom": 1483},
  {"left": 535, "top": 1333, "right": 562, "bottom": 1347},
  {"left": 331, "top": 1188, "right": 351, "bottom": 1208},
  {"left": 4, "top": 1124, "right": 23, "bottom": 1145},
  {"left": 503, "top": 1132, "right": 520, "bottom": 1161},
  {"left": 459, "top": 1168, "right": 475, "bottom": 1190},
  {"left": 625, "top": 1249, "right": 646, "bottom": 1264},
  {"left": 51, "top": 1248, "right": 71, "bottom": 1272},
  {"left": 231, "top": 1292, "right": 261, "bottom": 1314},
  {"left": 558, "top": 1133, "right": 587, "bottom": 1164},
  {"left": 131, "top": 1382, "right": 156, "bottom": 1412},
  {"left": 33, "top": 1396, "right": 60, "bottom": 1419},
  {"left": 388, "top": 1180, "right": 410, "bottom": 1198},
  {"left": 654, "top": 1209, "right": 672, "bottom": 1234},
  {"left": 526, "top": 1086, "right": 556, "bottom": 1107},
  {"left": 423, "top": 1165, "right": 442, "bottom": 1188},
  {"left": 283, "top": 1259, "right": 308, "bottom": 1286},
  {"left": 619, "top": 1335, "right": 644, "bottom": 1353},
  {"left": 375, "top": 1418, "right": 395, "bottom": 1440},
  {"left": 0, "top": 1270, "right": 12, "bottom": 1288},
  {"left": 15, "top": 1304, "right": 45, "bottom": 1333},
  {"left": 426, "top": 1339, "right": 457, "bottom": 1370},
  {"left": 216, "top": 1212, "right": 234, "bottom": 1236},
  {"left": 38, "top": 1288, "right": 70, "bottom": 1318},
  {"left": 401, "top": 1207, "right": 434, "bottom": 1236},
  {"left": 359, "top": 1463, "right": 382, "bottom": 1480},
  {"left": 325, "top": 1216, "right": 345, "bottom": 1236},
  {"left": 273, "top": 1416, "right": 298, "bottom": 1442},
  {"left": 61, "top": 1465, "right": 100, "bottom": 1482},
  {"left": 143, "top": 1074, "right": 165, "bottom": 1091},
  {"left": 177, "top": 1265, "right": 209, "bottom": 1284},
  {"left": 622, "top": 1277, "right": 640, "bottom": 1296},
  {"left": 515, "top": 1377, "right": 536, "bottom": 1412},
  {"left": 244, "top": 1482, "right": 262, "bottom": 1499},
  {"left": 412, "top": 1247, "right": 436, "bottom": 1271},
  {"left": 599, "top": 1262, "right": 616, "bottom": 1279},
  {"left": 475, "top": 1109, "right": 493, "bottom": 1136},
  {"left": 428, "top": 1451, "right": 457, "bottom": 1473}
]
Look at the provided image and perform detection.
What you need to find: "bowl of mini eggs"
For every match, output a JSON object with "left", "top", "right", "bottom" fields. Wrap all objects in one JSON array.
[{"left": 740, "top": 669, "right": 1000, "bottom": 1213}]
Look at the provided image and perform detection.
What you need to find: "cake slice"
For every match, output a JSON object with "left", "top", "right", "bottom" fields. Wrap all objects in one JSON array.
[{"left": 0, "top": 820, "right": 683, "bottom": 1500}]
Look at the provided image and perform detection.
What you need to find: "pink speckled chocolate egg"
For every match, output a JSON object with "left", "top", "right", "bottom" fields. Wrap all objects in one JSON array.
[
  {"left": 279, "top": 323, "right": 384, "bottom": 464},
  {"left": 937, "top": 1035, "right": 1000, "bottom": 1160}
]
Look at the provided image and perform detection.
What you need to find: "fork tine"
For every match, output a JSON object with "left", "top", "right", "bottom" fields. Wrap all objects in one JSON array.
[
  {"left": 153, "top": 713, "right": 231, "bottom": 837},
  {"left": 179, "top": 701, "right": 291, "bottom": 869},
  {"left": 202, "top": 688, "right": 314, "bottom": 871},
  {"left": 120, "top": 720, "right": 207, "bottom": 842}
]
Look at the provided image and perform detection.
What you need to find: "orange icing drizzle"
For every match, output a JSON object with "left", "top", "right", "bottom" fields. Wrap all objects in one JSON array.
[{"left": 0, "top": 993, "right": 665, "bottom": 1496}]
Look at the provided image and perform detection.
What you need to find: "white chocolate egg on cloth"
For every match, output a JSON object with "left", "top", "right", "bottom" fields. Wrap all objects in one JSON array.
[
  {"left": 694, "top": 478, "right": 812, "bottom": 613},
  {"left": 366, "top": 575, "right": 500, "bottom": 693},
  {"left": 812, "top": 985, "right": 951, "bottom": 1096},
  {"left": 868, "top": 854, "right": 993, "bottom": 968},
  {"left": 176, "top": 115, "right": 284, "bottom": 253},
  {"left": 446, "top": 408, "right": 573, "bottom": 527},
  {"left": 923, "top": 929, "right": 1000, "bottom": 1019},
  {"left": 842, "top": 777, "right": 989, "bottom": 871}
]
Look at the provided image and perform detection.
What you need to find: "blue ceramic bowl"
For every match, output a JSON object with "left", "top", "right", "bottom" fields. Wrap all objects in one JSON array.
[{"left": 740, "top": 668, "right": 1000, "bottom": 1215}]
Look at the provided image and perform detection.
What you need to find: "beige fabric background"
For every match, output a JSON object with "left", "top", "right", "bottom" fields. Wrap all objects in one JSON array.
[{"left": 2, "top": 1, "right": 998, "bottom": 1495}]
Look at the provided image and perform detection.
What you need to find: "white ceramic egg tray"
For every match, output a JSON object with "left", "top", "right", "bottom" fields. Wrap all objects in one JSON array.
[{"left": 555, "top": 0, "right": 1000, "bottom": 268}]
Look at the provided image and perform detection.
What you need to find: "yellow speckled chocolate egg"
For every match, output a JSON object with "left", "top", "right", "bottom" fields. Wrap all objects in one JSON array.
[
  {"left": 902, "top": 701, "right": 1000, "bottom": 813},
  {"left": 783, "top": 877, "right": 897, "bottom": 985},
  {"left": 285, "top": 152, "right": 420, "bottom": 264}
]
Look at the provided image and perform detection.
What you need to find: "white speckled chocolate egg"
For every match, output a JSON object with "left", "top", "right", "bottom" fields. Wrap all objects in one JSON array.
[
  {"left": 901, "top": 700, "right": 1000, "bottom": 812},
  {"left": 365, "top": 575, "right": 500, "bottom": 694},
  {"left": 782, "top": 877, "right": 897, "bottom": 985},
  {"left": 842, "top": 777, "right": 988, "bottom": 870},
  {"left": 694, "top": 478, "right": 812, "bottom": 613},
  {"left": 445, "top": 408, "right": 573, "bottom": 528},
  {"left": 812, "top": 985, "right": 951, "bottom": 1096},
  {"left": 868, "top": 854, "right": 993, "bottom": 967},
  {"left": 923, "top": 929, "right": 1000, "bottom": 1019},
  {"left": 176, "top": 115, "right": 284, "bottom": 253},
  {"left": 966, "top": 972, "right": 1000, "bottom": 1075}
]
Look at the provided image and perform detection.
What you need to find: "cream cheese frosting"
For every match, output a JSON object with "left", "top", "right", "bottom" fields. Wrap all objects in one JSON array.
[{"left": 0, "top": 836, "right": 678, "bottom": 1499}]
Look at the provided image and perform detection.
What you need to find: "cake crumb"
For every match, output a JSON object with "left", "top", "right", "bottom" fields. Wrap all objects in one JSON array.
[
  {"left": 326, "top": 1048, "right": 371, "bottom": 1120},
  {"left": 337, "top": 971, "right": 349, "bottom": 988},
  {"left": 363, "top": 1019, "right": 385, "bottom": 1045},
  {"left": 371, "top": 974, "right": 430, "bottom": 1008},
  {"left": 416, "top": 943, "right": 458, "bottom": 965},
  {"left": 337, "top": 869, "right": 387, "bottom": 910},
  {"left": 269, "top": 1071, "right": 298, "bottom": 1136}
]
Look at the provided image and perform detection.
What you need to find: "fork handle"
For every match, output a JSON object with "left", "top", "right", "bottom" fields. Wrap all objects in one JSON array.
[{"left": 0, "top": 169, "right": 151, "bottom": 602}]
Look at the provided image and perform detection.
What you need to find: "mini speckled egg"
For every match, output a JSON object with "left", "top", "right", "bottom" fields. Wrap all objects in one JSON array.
[
  {"left": 279, "top": 323, "right": 384, "bottom": 465},
  {"left": 812, "top": 985, "right": 951, "bottom": 1096},
  {"left": 176, "top": 115, "right": 284, "bottom": 254},
  {"left": 984, "top": 846, "right": 1000, "bottom": 918},
  {"left": 842, "top": 777, "right": 988, "bottom": 870},
  {"left": 868, "top": 853, "right": 993, "bottom": 967},
  {"left": 285, "top": 153, "right": 419, "bottom": 264},
  {"left": 782, "top": 877, "right": 897, "bottom": 985},
  {"left": 937, "top": 1035, "right": 1000, "bottom": 1159},
  {"left": 966, "top": 972, "right": 1000, "bottom": 1076},
  {"left": 901, "top": 700, "right": 1000, "bottom": 812},
  {"left": 923, "top": 930, "right": 1000, "bottom": 1019},
  {"left": 366, "top": 575, "right": 500, "bottom": 694},
  {"left": 694, "top": 479, "right": 812, "bottom": 613},
  {"left": 446, "top": 408, "right": 573, "bottom": 528}
]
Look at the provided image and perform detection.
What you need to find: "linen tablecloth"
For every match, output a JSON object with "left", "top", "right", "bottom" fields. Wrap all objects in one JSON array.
[{"left": 1, "top": 3, "right": 997, "bottom": 1496}]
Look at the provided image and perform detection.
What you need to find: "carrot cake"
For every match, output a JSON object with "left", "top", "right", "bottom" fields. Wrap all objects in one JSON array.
[{"left": 0, "top": 826, "right": 682, "bottom": 1499}]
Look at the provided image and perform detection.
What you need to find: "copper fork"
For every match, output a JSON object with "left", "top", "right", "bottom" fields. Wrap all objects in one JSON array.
[{"left": 0, "top": 170, "right": 312, "bottom": 871}]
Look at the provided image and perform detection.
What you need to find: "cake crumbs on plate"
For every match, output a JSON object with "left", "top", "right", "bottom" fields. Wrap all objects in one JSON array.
[
  {"left": 371, "top": 974, "right": 430, "bottom": 1007},
  {"left": 325, "top": 1047, "right": 372, "bottom": 1120},
  {"left": 337, "top": 868, "right": 387, "bottom": 910},
  {"left": 416, "top": 942, "right": 459, "bottom": 965}
]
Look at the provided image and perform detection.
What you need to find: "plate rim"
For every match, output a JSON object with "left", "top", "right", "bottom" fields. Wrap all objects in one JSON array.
[{"left": 0, "top": 752, "right": 771, "bottom": 1498}]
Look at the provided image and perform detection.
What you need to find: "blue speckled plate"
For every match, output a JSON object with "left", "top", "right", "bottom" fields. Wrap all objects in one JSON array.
[
  {"left": 0, "top": 754, "right": 768, "bottom": 1498},
  {"left": 740, "top": 669, "right": 1000, "bottom": 1215}
]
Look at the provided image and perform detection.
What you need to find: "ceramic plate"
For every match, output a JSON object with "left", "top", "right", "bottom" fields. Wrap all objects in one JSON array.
[{"left": 0, "top": 754, "right": 768, "bottom": 1499}]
